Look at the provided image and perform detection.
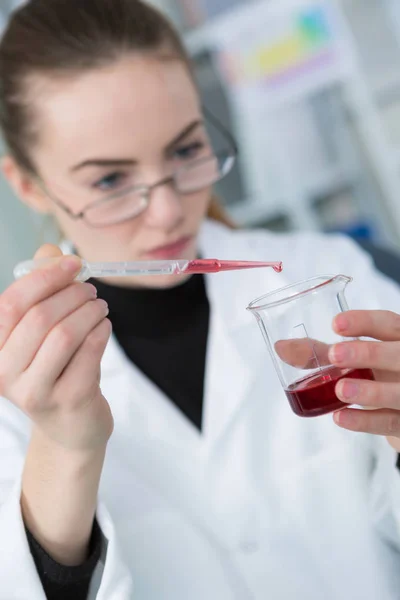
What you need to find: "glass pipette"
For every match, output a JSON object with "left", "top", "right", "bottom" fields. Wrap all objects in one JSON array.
[{"left": 14, "top": 257, "right": 283, "bottom": 282}]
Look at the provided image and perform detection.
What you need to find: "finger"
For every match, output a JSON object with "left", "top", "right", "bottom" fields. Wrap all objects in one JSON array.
[
  {"left": 336, "top": 378, "right": 400, "bottom": 410},
  {"left": 34, "top": 244, "right": 63, "bottom": 260},
  {"left": 23, "top": 298, "right": 109, "bottom": 394},
  {"left": 0, "top": 254, "right": 82, "bottom": 349},
  {"left": 2, "top": 282, "right": 98, "bottom": 375},
  {"left": 333, "top": 310, "right": 400, "bottom": 342},
  {"left": 333, "top": 407, "right": 400, "bottom": 437},
  {"left": 275, "top": 338, "right": 331, "bottom": 369},
  {"left": 53, "top": 318, "right": 112, "bottom": 408},
  {"left": 329, "top": 339, "right": 400, "bottom": 372}
]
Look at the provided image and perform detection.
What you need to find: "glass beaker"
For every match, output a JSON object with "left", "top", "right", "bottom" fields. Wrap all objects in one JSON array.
[{"left": 247, "top": 275, "right": 375, "bottom": 418}]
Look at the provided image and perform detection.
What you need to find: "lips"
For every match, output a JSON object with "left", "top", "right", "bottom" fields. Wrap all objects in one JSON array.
[{"left": 144, "top": 236, "right": 193, "bottom": 260}]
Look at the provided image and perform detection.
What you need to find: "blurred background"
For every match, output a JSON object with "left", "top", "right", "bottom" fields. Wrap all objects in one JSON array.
[{"left": 2, "top": 0, "right": 400, "bottom": 290}]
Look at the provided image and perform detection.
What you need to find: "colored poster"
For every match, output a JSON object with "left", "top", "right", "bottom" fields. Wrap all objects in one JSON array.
[{"left": 211, "top": 0, "right": 356, "bottom": 109}]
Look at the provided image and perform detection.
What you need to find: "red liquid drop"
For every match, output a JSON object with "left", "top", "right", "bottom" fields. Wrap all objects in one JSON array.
[{"left": 285, "top": 367, "right": 375, "bottom": 417}]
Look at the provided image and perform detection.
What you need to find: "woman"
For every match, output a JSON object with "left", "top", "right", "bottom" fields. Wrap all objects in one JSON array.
[{"left": 1, "top": 1, "right": 400, "bottom": 599}]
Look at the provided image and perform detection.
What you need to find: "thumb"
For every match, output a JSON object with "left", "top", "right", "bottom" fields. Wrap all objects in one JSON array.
[{"left": 34, "top": 243, "right": 64, "bottom": 260}]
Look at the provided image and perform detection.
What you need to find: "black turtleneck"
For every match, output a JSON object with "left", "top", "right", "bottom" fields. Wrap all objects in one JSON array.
[
  {"left": 93, "top": 273, "right": 210, "bottom": 429},
  {"left": 26, "top": 275, "right": 210, "bottom": 599}
]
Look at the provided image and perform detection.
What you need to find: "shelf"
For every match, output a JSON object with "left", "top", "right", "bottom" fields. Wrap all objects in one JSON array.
[{"left": 223, "top": 161, "right": 357, "bottom": 229}]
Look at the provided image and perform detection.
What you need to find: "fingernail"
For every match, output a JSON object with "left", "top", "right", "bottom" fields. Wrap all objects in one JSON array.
[
  {"left": 329, "top": 344, "right": 353, "bottom": 364},
  {"left": 99, "top": 299, "right": 110, "bottom": 315},
  {"left": 337, "top": 380, "right": 359, "bottom": 401},
  {"left": 61, "top": 256, "right": 82, "bottom": 273},
  {"left": 334, "top": 314, "right": 349, "bottom": 332},
  {"left": 97, "top": 299, "right": 109, "bottom": 310},
  {"left": 333, "top": 409, "right": 355, "bottom": 429},
  {"left": 333, "top": 411, "right": 342, "bottom": 425},
  {"left": 88, "top": 284, "right": 98, "bottom": 298}
]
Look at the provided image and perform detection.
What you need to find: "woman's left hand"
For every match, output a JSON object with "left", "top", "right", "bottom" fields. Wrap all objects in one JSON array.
[{"left": 330, "top": 310, "right": 400, "bottom": 452}]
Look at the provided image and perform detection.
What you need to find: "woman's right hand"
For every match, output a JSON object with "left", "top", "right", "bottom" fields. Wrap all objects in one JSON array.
[{"left": 0, "top": 244, "right": 113, "bottom": 452}]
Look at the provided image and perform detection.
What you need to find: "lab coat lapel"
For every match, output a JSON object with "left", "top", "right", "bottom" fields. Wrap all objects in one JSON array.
[
  {"left": 200, "top": 222, "right": 289, "bottom": 445},
  {"left": 101, "top": 335, "right": 202, "bottom": 454},
  {"left": 201, "top": 298, "right": 252, "bottom": 442},
  {"left": 100, "top": 336, "right": 228, "bottom": 542}
]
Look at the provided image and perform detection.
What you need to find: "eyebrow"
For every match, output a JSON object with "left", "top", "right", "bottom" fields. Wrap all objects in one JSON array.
[{"left": 70, "top": 119, "right": 203, "bottom": 172}]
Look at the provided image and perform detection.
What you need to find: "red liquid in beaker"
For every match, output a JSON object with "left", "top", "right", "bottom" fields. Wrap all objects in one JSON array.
[{"left": 285, "top": 367, "right": 375, "bottom": 417}]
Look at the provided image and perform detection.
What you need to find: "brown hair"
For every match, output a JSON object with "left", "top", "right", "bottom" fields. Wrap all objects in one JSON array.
[{"left": 0, "top": 0, "right": 234, "bottom": 227}]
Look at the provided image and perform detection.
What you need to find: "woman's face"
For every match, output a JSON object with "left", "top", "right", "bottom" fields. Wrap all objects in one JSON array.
[{"left": 16, "top": 56, "right": 213, "bottom": 288}]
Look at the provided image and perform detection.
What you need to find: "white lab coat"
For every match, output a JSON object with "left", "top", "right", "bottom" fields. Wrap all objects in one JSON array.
[{"left": 1, "top": 220, "right": 400, "bottom": 599}]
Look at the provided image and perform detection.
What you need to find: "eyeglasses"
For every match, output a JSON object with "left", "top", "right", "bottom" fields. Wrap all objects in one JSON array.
[{"left": 38, "top": 109, "right": 238, "bottom": 228}]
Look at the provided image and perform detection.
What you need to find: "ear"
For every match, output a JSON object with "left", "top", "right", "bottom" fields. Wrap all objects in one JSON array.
[{"left": 1, "top": 155, "right": 51, "bottom": 214}]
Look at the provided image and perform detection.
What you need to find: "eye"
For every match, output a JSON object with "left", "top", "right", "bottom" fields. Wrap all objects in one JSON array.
[
  {"left": 93, "top": 172, "right": 126, "bottom": 191},
  {"left": 173, "top": 141, "right": 205, "bottom": 161}
]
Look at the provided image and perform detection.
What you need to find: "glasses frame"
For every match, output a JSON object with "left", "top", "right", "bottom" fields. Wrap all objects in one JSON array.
[{"left": 36, "top": 107, "right": 238, "bottom": 228}]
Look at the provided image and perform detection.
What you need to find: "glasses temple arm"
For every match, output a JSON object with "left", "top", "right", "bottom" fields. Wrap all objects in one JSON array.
[{"left": 202, "top": 105, "right": 239, "bottom": 155}]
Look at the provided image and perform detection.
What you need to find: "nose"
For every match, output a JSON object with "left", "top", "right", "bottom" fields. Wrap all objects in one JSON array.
[{"left": 144, "top": 179, "right": 184, "bottom": 231}]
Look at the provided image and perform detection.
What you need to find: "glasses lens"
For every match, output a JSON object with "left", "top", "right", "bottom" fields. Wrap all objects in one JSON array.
[
  {"left": 85, "top": 189, "right": 148, "bottom": 226},
  {"left": 175, "top": 152, "right": 235, "bottom": 194}
]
